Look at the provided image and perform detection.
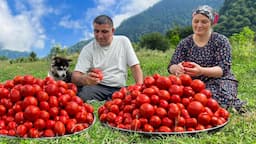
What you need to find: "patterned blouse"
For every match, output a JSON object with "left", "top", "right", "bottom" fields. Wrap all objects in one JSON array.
[{"left": 168, "top": 32, "right": 245, "bottom": 109}]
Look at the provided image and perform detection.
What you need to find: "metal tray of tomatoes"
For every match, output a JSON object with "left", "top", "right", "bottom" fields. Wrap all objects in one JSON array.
[
  {"left": 0, "top": 113, "right": 96, "bottom": 139},
  {"left": 101, "top": 119, "right": 229, "bottom": 136}
]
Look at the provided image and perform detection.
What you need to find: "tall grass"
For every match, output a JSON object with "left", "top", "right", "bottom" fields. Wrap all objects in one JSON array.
[{"left": 0, "top": 42, "right": 255, "bottom": 144}]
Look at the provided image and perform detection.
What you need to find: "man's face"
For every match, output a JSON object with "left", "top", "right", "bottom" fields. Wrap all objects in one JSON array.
[{"left": 93, "top": 23, "right": 114, "bottom": 47}]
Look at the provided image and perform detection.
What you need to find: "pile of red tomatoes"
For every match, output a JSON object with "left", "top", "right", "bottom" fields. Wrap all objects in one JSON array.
[
  {"left": 98, "top": 74, "right": 229, "bottom": 133},
  {"left": 0, "top": 75, "right": 94, "bottom": 138}
]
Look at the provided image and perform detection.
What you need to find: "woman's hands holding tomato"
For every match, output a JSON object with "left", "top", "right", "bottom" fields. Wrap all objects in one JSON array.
[{"left": 182, "top": 62, "right": 203, "bottom": 77}]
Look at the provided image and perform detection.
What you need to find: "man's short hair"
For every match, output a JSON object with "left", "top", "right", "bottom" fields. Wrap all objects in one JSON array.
[{"left": 93, "top": 15, "right": 113, "bottom": 27}]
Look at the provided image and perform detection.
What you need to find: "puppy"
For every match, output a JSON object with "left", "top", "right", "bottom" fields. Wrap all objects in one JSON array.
[{"left": 48, "top": 56, "right": 72, "bottom": 82}]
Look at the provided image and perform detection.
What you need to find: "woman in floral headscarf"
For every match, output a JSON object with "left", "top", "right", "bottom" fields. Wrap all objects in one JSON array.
[{"left": 167, "top": 5, "right": 246, "bottom": 113}]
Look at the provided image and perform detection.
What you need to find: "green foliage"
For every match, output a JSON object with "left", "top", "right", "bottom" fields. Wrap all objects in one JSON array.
[
  {"left": 230, "top": 26, "right": 255, "bottom": 58},
  {"left": 0, "top": 56, "right": 8, "bottom": 61},
  {"left": 139, "top": 32, "right": 170, "bottom": 51},
  {"left": 166, "top": 26, "right": 193, "bottom": 48},
  {"left": 215, "top": 0, "right": 256, "bottom": 37},
  {"left": 48, "top": 44, "right": 68, "bottom": 59}
]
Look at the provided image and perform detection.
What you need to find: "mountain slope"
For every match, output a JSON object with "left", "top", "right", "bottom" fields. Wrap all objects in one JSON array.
[
  {"left": 115, "top": 0, "right": 224, "bottom": 42},
  {"left": 0, "top": 48, "right": 29, "bottom": 59}
]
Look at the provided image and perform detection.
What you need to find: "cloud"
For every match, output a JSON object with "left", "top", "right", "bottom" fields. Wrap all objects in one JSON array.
[
  {"left": 82, "top": 0, "right": 161, "bottom": 40},
  {"left": 59, "top": 15, "right": 83, "bottom": 29},
  {"left": 0, "top": 0, "right": 47, "bottom": 52}
]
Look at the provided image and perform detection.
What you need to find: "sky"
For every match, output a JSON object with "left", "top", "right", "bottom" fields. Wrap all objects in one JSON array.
[{"left": 0, "top": 0, "right": 161, "bottom": 57}]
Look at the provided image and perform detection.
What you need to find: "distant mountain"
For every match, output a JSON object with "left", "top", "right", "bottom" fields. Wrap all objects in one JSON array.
[
  {"left": 115, "top": 0, "right": 224, "bottom": 42},
  {"left": 67, "top": 39, "right": 92, "bottom": 54},
  {"left": 0, "top": 48, "right": 29, "bottom": 59}
]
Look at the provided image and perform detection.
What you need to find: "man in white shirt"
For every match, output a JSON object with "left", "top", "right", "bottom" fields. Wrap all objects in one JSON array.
[{"left": 72, "top": 15, "right": 143, "bottom": 101}]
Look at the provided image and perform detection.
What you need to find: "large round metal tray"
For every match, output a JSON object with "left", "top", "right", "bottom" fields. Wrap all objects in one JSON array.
[
  {"left": 102, "top": 119, "right": 229, "bottom": 136},
  {"left": 0, "top": 113, "right": 96, "bottom": 139}
]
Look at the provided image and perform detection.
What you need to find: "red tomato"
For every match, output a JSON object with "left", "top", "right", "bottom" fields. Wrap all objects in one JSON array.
[
  {"left": 24, "top": 105, "right": 40, "bottom": 121},
  {"left": 136, "top": 94, "right": 150, "bottom": 105},
  {"left": 107, "top": 112, "right": 117, "bottom": 122},
  {"left": 182, "top": 61, "right": 195, "bottom": 68},
  {"left": 44, "top": 129, "right": 55, "bottom": 137},
  {"left": 182, "top": 86, "right": 195, "bottom": 97},
  {"left": 185, "top": 118, "right": 197, "bottom": 128},
  {"left": 4, "top": 80, "right": 15, "bottom": 89},
  {"left": 29, "top": 128, "right": 39, "bottom": 138},
  {"left": 36, "top": 91, "right": 49, "bottom": 102},
  {"left": 23, "top": 96, "right": 38, "bottom": 108},
  {"left": 23, "top": 75, "right": 35, "bottom": 85},
  {"left": 150, "top": 95, "right": 159, "bottom": 105},
  {"left": 170, "top": 94, "right": 181, "bottom": 103},
  {"left": 161, "top": 117, "right": 173, "bottom": 127},
  {"left": 198, "top": 112, "right": 211, "bottom": 125},
  {"left": 149, "top": 115, "right": 161, "bottom": 128},
  {"left": 140, "top": 103, "right": 155, "bottom": 118},
  {"left": 194, "top": 93, "right": 208, "bottom": 106},
  {"left": 76, "top": 111, "right": 88, "bottom": 123},
  {"left": 181, "top": 109, "right": 190, "bottom": 119},
  {"left": 10, "top": 89, "right": 21, "bottom": 103},
  {"left": 169, "top": 85, "right": 183, "bottom": 96},
  {"left": 181, "top": 98, "right": 190, "bottom": 107},
  {"left": 159, "top": 126, "right": 172, "bottom": 132},
  {"left": 173, "top": 126, "right": 184, "bottom": 132},
  {"left": 58, "top": 94, "right": 71, "bottom": 107},
  {"left": 45, "top": 120, "right": 56, "bottom": 129},
  {"left": 155, "top": 107, "right": 167, "bottom": 118},
  {"left": 14, "top": 112, "right": 24, "bottom": 124},
  {"left": 187, "top": 101, "right": 205, "bottom": 117},
  {"left": 214, "top": 108, "right": 229, "bottom": 120},
  {"left": 13, "top": 75, "right": 24, "bottom": 84},
  {"left": 91, "top": 68, "right": 103, "bottom": 80},
  {"left": 112, "top": 91, "right": 124, "bottom": 99},
  {"left": 158, "top": 90, "right": 171, "bottom": 101},
  {"left": 156, "top": 76, "right": 172, "bottom": 90},
  {"left": 207, "top": 98, "right": 220, "bottom": 112},
  {"left": 200, "top": 89, "right": 212, "bottom": 98},
  {"left": 54, "top": 121, "right": 66, "bottom": 136},
  {"left": 16, "top": 125, "right": 27, "bottom": 137},
  {"left": 168, "top": 103, "right": 180, "bottom": 119},
  {"left": 21, "top": 84, "right": 35, "bottom": 97},
  {"left": 65, "top": 101, "right": 79, "bottom": 116},
  {"left": 0, "top": 88, "right": 9, "bottom": 99},
  {"left": 49, "top": 96, "right": 59, "bottom": 107},
  {"left": 143, "top": 76, "right": 155, "bottom": 87},
  {"left": 153, "top": 73, "right": 160, "bottom": 80},
  {"left": 190, "top": 79, "right": 206, "bottom": 92},
  {"left": 177, "top": 116, "right": 186, "bottom": 127},
  {"left": 179, "top": 74, "right": 192, "bottom": 86},
  {"left": 40, "top": 110, "right": 50, "bottom": 121},
  {"left": 45, "top": 84, "right": 59, "bottom": 96},
  {"left": 0, "top": 105, "right": 6, "bottom": 116},
  {"left": 39, "top": 101, "right": 50, "bottom": 111},
  {"left": 131, "top": 119, "right": 141, "bottom": 130},
  {"left": 143, "top": 124, "right": 154, "bottom": 132},
  {"left": 159, "top": 99, "right": 169, "bottom": 109},
  {"left": 168, "top": 75, "right": 182, "bottom": 85},
  {"left": 142, "top": 88, "right": 156, "bottom": 96}
]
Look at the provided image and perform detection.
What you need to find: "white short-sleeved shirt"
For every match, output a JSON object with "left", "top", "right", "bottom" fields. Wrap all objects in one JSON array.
[{"left": 74, "top": 35, "right": 139, "bottom": 87}]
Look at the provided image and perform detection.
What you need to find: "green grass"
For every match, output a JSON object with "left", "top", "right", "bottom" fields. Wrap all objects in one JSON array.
[{"left": 0, "top": 47, "right": 255, "bottom": 144}]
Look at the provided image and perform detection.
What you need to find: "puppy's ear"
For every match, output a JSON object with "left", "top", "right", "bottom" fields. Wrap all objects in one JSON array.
[{"left": 67, "top": 59, "right": 72, "bottom": 63}]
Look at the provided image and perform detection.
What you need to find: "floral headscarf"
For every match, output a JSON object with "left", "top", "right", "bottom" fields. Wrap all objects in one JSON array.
[{"left": 192, "top": 5, "right": 219, "bottom": 24}]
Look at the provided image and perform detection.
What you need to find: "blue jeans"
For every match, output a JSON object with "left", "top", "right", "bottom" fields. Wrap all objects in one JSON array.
[{"left": 77, "top": 84, "right": 121, "bottom": 101}]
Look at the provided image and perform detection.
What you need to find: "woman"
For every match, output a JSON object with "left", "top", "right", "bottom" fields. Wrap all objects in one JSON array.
[{"left": 167, "top": 5, "right": 246, "bottom": 113}]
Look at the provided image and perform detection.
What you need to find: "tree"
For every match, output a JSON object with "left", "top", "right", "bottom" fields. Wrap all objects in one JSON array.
[
  {"left": 139, "top": 32, "right": 170, "bottom": 52},
  {"left": 29, "top": 51, "right": 37, "bottom": 61}
]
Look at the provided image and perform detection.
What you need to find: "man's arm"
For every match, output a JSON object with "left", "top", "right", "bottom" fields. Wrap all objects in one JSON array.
[
  {"left": 130, "top": 64, "right": 143, "bottom": 84},
  {"left": 71, "top": 71, "right": 100, "bottom": 86}
]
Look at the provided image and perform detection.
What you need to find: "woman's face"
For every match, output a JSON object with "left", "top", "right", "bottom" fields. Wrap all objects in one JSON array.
[
  {"left": 192, "top": 14, "right": 211, "bottom": 36},
  {"left": 93, "top": 23, "right": 114, "bottom": 47}
]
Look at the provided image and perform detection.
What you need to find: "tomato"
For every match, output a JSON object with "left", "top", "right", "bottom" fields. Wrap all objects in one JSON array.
[
  {"left": 214, "top": 108, "right": 229, "bottom": 120},
  {"left": 13, "top": 75, "right": 24, "bottom": 84},
  {"left": 161, "top": 117, "right": 173, "bottom": 127},
  {"left": 65, "top": 101, "right": 79, "bottom": 116},
  {"left": 140, "top": 103, "right": 155, "bottom": 118},
  {"left": 159, "top": 99, "right": 169, "bottom": 109},
  {"left": 23, "top": 121, "right": 33, "bottom": 130},
  {"left": 8, "top": 121, "right": 17, "bottom": 129},
  {"left": 45, "top": 120, "right": 56, "bottom": 129},
  {"left": 24, "top": 105, "right": 40, "bottom": 121},
  {"left": 168, "top": 75, "right": 182, "bottom": 85},
  {"left": 107, "top": 112, "right": 117, "bottom": 122},
  {"left": 131, "top": 119, "right": 141, "bottom": 130},
  {"left": 54, "top": 121, "right": 66, "bottom": 136},
  {"left": 0, "top": 88, "right": 9, "bottom": 99},
  {"left": 49, "top": 96, "right": 59, "bottom": 107},
  {"left": 179, "top": 74, "right": 192, "bottom": 86},
  {"left": 49, "top": 107, "right": 59, "bottom": 118},
  {"left": 149, "top": 115, "right": 161, "bottom": 128},
  {"left": 40, "top": 110, "right": 50, "bottom": 121},
  {"left": 170, "top": 94, "right": 181, "bottom": 103},
  {"left": 159, "top": 126, "right": 172, "bottom": 132},
  {"left": 150, "top": 95, "right": 159, "bottom": 105},
  {"left": 185, "top": 118, "right": 197, "bottom": 128},
  {"left": 169, "top": 85, "right": 183, "bottom": 96},
  {"left": 0, "top": 105, "right": 6, "bottom": 116},
  {"left": 143, "top": 124, "right": 154, "bottom": 132},
  {"left": 153, "top": 73, "right": 160, "bottom": 80},
  {"left": 182, "top": 61, "right": 195, "bottom": 68},
  {"left": 139, "top": 118, "right": 148, "bottom": 126},
  {"left": 36, "top": 91, "right": 49, "bottom": 102},
  {"left": 10, "top": 89, "right": 21, "bottom": 103},
  {"left": 23, "top": 75, "right": 35, "bottom": 85},
  {"left": 207, "top": 98, "right": 220, "bottom": 112},
  {"left": 177, "top": 116, "right": 186, "bottom": 126},
  {"left": 156, "top": 76, "right": 172, "bottom": 90},
  {"left": 91, "top": 68, "right": 103, "bottom": 80},
  {"left": 158, "top": 90, "right": 171, "bottom": 101},
  {"left": 168, "top": 103, "right": 180, "bottom": 119},
  {"left": 142, "top": 88, "right": 156, "bottom": 96},
  {"left": 182, "top": 86, "right": 195, "bottom": 97},
  {"left": 143, "top": 76, "right": 155, "bottom": 87},
  {"left": 21, "top": 84, "right": 35, "bottom": 96},
  {"left": 29, "top": 128, "right": 39, "bottom": 138},
  {"left": 58, "top": 94, "right": 71, "bottom": 107},
  {"left": 44, "top": 129, "right": 55, "bottom": 137},
  {"left": 181, "top": 109, "right": 190, "bottom": 119},
  {"left": 193, "top": 93, "right": 208, "bottom": 106},
  {"left": 198, "top": 112, "right": 211, "bottom": 125},
  {"left": 155, "top": 107, "right": 167, "bottom": 118},
  {"left": 181, "top": 98, "right": 190, "bottom": 107},
  {"left": 76, "top": 111, "right": 88, "bottom": 123},
  {"left": 195, "top": 124, "right": 205, "bottom": 130},
  {"left": 173, "top": 126, "right": 184, "bottom": 132},
  {"left": 14, "top": 112, "right": 24, "bottom": 124},
  {"left": 187, "top": 101, "right": 205, "bottom": 117},
  {"left": 16, "top": 125, "right": 27, "bottom": 137},
  {"left": 71, "top": 96, "right": 84, "bottom": 106},
  {"left": 190, "top": 79, "right": 206, "bottom": 92},
  {"left": 112, "top": 91, "right": 124, "bottom": 99},
  {"left": 136, "top": 94, "right": 150, "bottom": 105},
  {"left": 204, "top": 107, "right": 213, "bottom": 116},
  {"left": 45, "top": 84, "right": 59, "bottom": 96},
  {"left": 4, "top": 80, "right": 15, "bottom": 89},
  {"left": 200, "top": 89, "right": 212, "bottom": 98},
  {"left": 39, "top": 101, "right": 50, "bottom": 111}
]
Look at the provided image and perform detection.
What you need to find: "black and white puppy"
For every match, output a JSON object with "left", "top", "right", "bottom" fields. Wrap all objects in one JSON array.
[{"left": 48, "top": 56, "right": 72, "bottom": 82}]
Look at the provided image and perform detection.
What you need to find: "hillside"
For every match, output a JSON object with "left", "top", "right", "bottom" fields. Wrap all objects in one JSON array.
[
  {"left": 0, "top": 48, "right": 29, "bottom": 59},
  {"left": 115, "top": 0, "right": 224, "bottom": 42}
]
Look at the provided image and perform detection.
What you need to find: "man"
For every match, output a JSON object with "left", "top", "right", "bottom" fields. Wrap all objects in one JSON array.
[{"left": 72, "top": 15, "right": 143, "bottom": 101}]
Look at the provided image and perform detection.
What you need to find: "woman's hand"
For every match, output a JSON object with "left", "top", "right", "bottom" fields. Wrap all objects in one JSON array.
[
  {"left": 183, "top": 62, "right": 203, "bottom": 77},
  {"left": 169, "top": 63, "right": 185, "bottom": 76}
]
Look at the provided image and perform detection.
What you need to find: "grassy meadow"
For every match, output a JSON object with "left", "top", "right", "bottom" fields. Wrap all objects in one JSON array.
[{"left": 0, "top": 45, "right": 255, "bottom": 144}]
